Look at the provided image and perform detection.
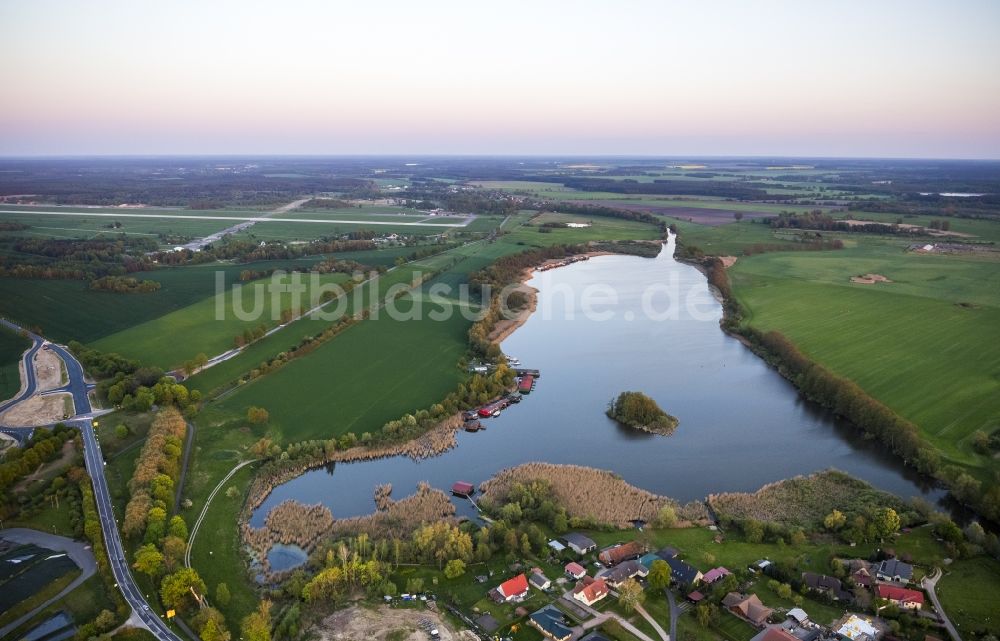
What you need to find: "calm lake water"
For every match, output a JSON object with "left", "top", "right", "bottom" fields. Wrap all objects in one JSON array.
[{"left": 252, "top": 235, "right": 943, "bottom": 568}]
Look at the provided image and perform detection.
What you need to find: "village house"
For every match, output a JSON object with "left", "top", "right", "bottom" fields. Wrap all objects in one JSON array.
[
  {"left": 529, "top": 568, "right": 552, "bottom": 590},
  {"left": 599, "top": 541, "right": 645, "bottom": 566},
  {"left": 565, "top": 561, "right": 587, "bottom": 580},
  {"left": 655, "top": 546, "right": 680, "bottom": 560},
  {"left": 666, "top": 556, "right": 703, "bottom": 586},
  {"left": 749, "top": 627, "right": 800, "bottom": 641},
  {"left": 802, "top": 572, "right": 853, "bottom": 601},
  {"left": 603, "top": 560, "right": 648, "bottom": 588},
  {"left": 836, "top": 614, "right": 882, "bottom": 641},
  {"left": 702, "top": 566, "right": 732, "bottom": 584},
  {"left": 564, "top": 532, "right": 597, "bottom": 555},
  {"left": 723, "top": 592, "right": 775, "bottom": 627},
  {"left": 573, "top": 576, "right": 610, "bottom": 607},
  {"left": 875, "top": 559, "right": 913, "bottom": 583},
  {"left": 528, "top": 605, "right": 573, "bottom": 641},
  {"left": 844, "top": 560, "right": 874, "bottom": 587},
  {"left": 876, "top": 585, "right": 924, "bottom": 610},
  {"left": 491, "top": 573, "right": 529, "bottom": 603},
  {"left": 751, "top": 559, "right": 773, "bottom": 574}
]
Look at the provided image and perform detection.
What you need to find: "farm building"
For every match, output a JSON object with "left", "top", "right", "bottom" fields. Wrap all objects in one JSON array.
[
  {"left": 876, "top": 584, "right": 924, "bottom": 609},
  {"left": 598, "top": 541, "right": 645, "bottom": 566},
  {"left": 564, "top": 532, "right": 596, "bottom": 555},
  {"left": 572, "top": 576, "right": 609, "bottom": 607}
]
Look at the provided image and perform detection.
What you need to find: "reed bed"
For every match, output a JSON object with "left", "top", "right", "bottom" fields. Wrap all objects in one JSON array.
[
  {"left": 241, "top": 413, "right": 463, "bottom": 521},
  {"left": 707, "top": 469, "right": 906, "bottom": 528},
  {"left": 479, "top": 462, "right": 707, "bottom": 528},
  {"left": 243, "top": 482, "right": 455, "bottom": 576}
]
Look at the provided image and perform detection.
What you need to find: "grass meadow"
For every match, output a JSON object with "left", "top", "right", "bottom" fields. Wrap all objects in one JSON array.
[{"left": 0, "top": 325, "right": 30, "bottom": 401}]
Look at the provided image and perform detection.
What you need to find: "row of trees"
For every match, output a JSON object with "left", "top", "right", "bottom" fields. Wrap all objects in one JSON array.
[
  {"left": 0, "top": 424, "right": 74, "bottom": 498},
  {"left": 88, "top": 275, "right": 161, "bottom": 293}
]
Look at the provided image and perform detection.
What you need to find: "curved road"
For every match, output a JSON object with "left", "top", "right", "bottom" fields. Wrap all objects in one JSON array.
[
  {"left": 1, "top": 320, "right": 183, "bottom": 641},
  {"left": 0, "top": 322, "right": 42, "bottom": 415}
]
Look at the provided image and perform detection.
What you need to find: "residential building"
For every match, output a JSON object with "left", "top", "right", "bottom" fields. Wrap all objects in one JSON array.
[
  {"left": 802, "top": 572, "right": 853, "bottom": 601},
  {"left": 723, "top": 592, "right": 774, "bottom": 627},
  {"left": 749, "top": 627, "right": 799, "bottom": 641},
  {"left": 703, "top": 567, "right": 732, "bottom": 584},
  {"left": 573, "top": 576, "right": 610, "bottom": 607},
  {"left": 494, "top": 574, "right": 529, "bottom": 603},
  {"left": 565, "top": 561, "right": 586, "bottom": 579},
  {"left": 836, "top": 614, "right": 880, "bottom": 641},
  {"left": 876, "top": 585, "right": 924, "bottom": 610},
  {"left": 564, "top": 532, "right": 597, "bottom": 555},
  {"left": 603, "top": 560, "right": 648, "bottom": 588},
  {"left": 666, "top": 556, "right": 703, "bottom": 586},
  {"left": 528, "top": 605, "right": 573, "bottom": 641},
  {"left": 876, "top": 559, "right": 913, "bottom": 583},
  {"left": 529, "top": 569, "right": 551, "bottom": 590}
]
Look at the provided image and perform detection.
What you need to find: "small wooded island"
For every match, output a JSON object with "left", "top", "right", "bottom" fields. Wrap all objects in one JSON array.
[{"left": 606, "top": 390, "right": 679, "bottom": 435}]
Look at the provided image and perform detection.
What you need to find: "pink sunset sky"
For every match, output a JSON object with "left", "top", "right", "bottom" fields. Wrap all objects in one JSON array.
[{"left": 1, "top": 0, "right": 998, "bottom": 157}]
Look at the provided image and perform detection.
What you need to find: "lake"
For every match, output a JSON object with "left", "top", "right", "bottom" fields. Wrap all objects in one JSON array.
[{"left": 251, "top": 234, "right": 943, "bottom": 560}]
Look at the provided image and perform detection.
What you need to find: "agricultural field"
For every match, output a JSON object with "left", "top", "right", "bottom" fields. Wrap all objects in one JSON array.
[
  {"left": 92, "top": 271, "right": 353, "bottom": 371},
  {"left": 0, "top": 544, "right": 80, "bottom": 624},
  {"left": 0, "top": 206, "right": 254, "bottom": 242},
  {"left": 0, "top": 324, "right": 30, "bottom": 401}
]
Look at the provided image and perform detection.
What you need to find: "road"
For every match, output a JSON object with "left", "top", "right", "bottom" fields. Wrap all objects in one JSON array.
[
  {"left": 185, "top": 458, "right": 257, "bottom": 568},
  {"left": 0, "top": 322, "right": 42, "bottom": 415},
  {"left": 922, "top": 568, "right": 963, "bottom": 641},
  {"left": 180, "top": 197, "right": 311, "bottom": 251},
  {"left": 0, "top": 528, "right": 98, "bottom": 638},
  {"left": 664, "top": 588, "right": 679, "bottom": 641},
  {"left": 0, "top": 320, "right": 183, "bottom": 641}
]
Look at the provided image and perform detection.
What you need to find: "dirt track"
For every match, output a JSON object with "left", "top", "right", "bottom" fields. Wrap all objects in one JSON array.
[
  {"left": 0, "top": 392, "right": 73, "bottom": 426},
  {"left": 34, "top": 348, "right": 64, "bottom": 391}
]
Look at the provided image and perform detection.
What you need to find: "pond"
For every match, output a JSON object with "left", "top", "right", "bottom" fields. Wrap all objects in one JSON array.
[{"left": 251, "top": 235, "right": 943, "bottom": 540}]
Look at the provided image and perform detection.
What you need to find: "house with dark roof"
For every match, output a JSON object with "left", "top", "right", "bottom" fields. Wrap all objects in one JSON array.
[
  {"left": 666, "top": 556, "right": 703, "bottom": 586},
  {"left": 655, "top": 546, "right": 680, "bottom": 560},
  {"left": 528, "top": 605, "right": 573, "bottom": 641},
  {"left": 564, "top": 532, "right": 597, "bottom": 555},
  {"left": 802, "top": 572, "right": 853, "bottom": 602},
  {"left": 877, "top": 584, "right": 924, "bottom": 609},
  {"left": 529, "top": 569, "right": 551, "bottom": 590},
  {"left": 603, "top": 560, "right": 648, "bottom": 588},
  {"left": 573, "top": 576, "right": 610, "bottom": 607},
  {"left": 723, "top": 592, "right": 774, "bottom": 627},
  {"left": 876, "top": 559, "right": 913, "bottom": 583},
  {"left": 599, "top": 541, "right": 645, "bottom": 566}
]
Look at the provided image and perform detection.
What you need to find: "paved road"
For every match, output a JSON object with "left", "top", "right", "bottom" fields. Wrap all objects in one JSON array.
[
  {"left": 922, "top": 568, "right": 963, "bottom": 641},
  {"left": 0, "top": 528, "right": 98, "bottom": 638},
  {"left": 0, "top": 320, "right": 183, "bottom": 641},
  {"left": 181, "top": 197, "right": 311, "bottom": 251},
  {"left": 664, "top": 588, "right": 679, "bottom": 641},
  {"left": 0, "top": 321, "right": 42, "bottom": 415}
]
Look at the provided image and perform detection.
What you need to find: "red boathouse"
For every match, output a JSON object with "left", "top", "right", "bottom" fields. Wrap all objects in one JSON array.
[{"left": 452, "top": 481, "right": 475, "bottom": 496}]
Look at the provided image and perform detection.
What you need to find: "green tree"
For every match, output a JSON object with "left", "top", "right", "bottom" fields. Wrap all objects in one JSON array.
[
  {"left": 160, "top": 567, "right": 207, "bottom": 611},
  {"left": 618, "top": 578, "right": 645, "bottom": 613},
  {"left": 115, "top": 424, "right": 129, "bottom": 439},
  {"left": 824, "top": 509, "right": 846, "bottom": 531},
  {"left": 168, "top": 515, "right": 189, "bottom": 541},
  {"left": 696, "top": 604, "right": 712, "bottom": 628},
  {"left": 215, "top": 582, "right": 231, "bottom": 607},
  {"left": 873, "top": 507, "right": 900, "bottom": 540},
  {"left": 656, "top": 505, "right": 677, "bottom": 529},
  {"left": 241, "top": 600, "right": 272, "bottom": 641},
  {"left": 647, "top": 559, "right": 671, "bottom": 590},
  {"left": 247, "top": 406, "right": 270, "bottom": 424},
  {"left": 743, "top": 519, "right": 764, "bottom": 543},
  {"left": 132, "top": 544, "right": 164, "bottom": 578},
  {"left": 444, "top": 559, "right": 466, "bottom": 579}
]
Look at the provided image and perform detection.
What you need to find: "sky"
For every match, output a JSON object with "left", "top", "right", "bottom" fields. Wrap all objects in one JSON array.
[{"left": 1, "top": 0, "right": 999, "bottom": 158}]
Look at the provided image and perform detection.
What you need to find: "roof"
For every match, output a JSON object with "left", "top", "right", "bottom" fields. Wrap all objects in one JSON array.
[
  {"left": 548, "top": 540, "right": 567, "bottom": 552},
  {"left": 565, "top": 562, "right": 586, "bottom": 576},
  {"left": 599, "top": 541, "right": 644, "bottom": 565},
  {"left": 750, "top": 628, "right": 799, "bottom": 641},
  {"left": 604, "top": 560, "right": 646, "bottom": 585},
  {"left": 451, "top": 481, "right": 474, "bottom": 494},
  {"left": 529, "top": 605, "right": 572, "bottom": 641},
  {"left": 787, "top": 608, "right": 809, "bottom": 624},
  {"left": 573, "top": 576, "right": 609, "bottom": 603},
  {"left": 666, "top": 556, "right": 701, "bottom": 584},
  {"left": 497, "top": 574, "right": 529, "bottom": 599},
  {"left": 529, "top": 572, "right": 550, "bottom": 588},
  {"left": 639, "top": 552, "right": 663, "bottom": 569},
  {"left": 703, "top": 567, "right": 732, "bottom": 583},
  {"left": 837, "top": 615, "right": 878, "bottom": 641},
  {"left": 687, "top": 590, "right": 705, "bottom": 602},
  {"left": 723, "top": 592, "right": 774, "bottom": 625},
  {"left": 877, "top": 559, "right": 913, "bottom": 580},
  {"left": 656, "top": 546, "right": 680, "bottom": 559},
  {"left": 564, "top": 532, "right": 596, "bottom": 549},
  {"left": 877, "top": 584, "right": 924, "bottom": 605}
]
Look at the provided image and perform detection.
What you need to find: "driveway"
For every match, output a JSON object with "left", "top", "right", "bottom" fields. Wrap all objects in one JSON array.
[{"left": 922, "top": 568, "right": 962, "bottom": 641}]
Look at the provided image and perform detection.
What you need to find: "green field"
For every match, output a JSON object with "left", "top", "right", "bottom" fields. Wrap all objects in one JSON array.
[
  {"left": 92, "top": 271, "right": 352, "bottom": 370},
  {"left": 0, "top": 324, "right": 30, "bottom": 401},
  {"left": 936, "top": 557, "right": 1000, "bottom": 636},
  {"left": 671, "top": 216, "right": 1000, "bottom": 480}
]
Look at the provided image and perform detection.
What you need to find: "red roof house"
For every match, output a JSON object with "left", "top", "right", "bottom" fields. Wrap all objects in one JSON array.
[
  {"left": 877, "top": 584, "right": 924, "bottom": 609},
  {"left": 565, "top": 562, "right": 586, "bottom": 579},
  {"left": 572, "top": 576, "right": 609, "bottom": 607},
  {"left": 496, "top": 573, "right": 530, "bottom": 602}
]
